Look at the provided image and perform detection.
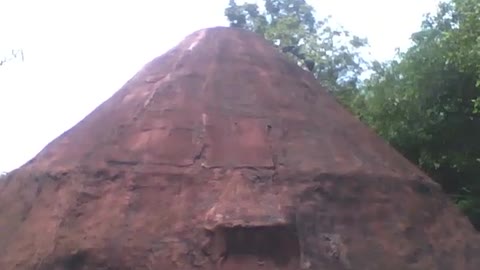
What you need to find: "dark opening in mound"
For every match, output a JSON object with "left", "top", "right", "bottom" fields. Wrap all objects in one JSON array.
[
  {"left": 210, "top": 225, "right": 300, "bottom": 269},
  {"left": 59, "top": 250, "right": 89, "bottom": 270}
]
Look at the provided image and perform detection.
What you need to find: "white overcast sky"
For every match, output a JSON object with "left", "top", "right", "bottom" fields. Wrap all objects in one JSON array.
[{"left": 0, "top": 0, "right": 440, "bottom": 173}]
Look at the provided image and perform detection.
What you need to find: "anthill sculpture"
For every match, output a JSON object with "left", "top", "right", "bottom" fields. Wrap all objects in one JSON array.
[{"left": 0, "top": 27, "right": 479, "bottom": 270}]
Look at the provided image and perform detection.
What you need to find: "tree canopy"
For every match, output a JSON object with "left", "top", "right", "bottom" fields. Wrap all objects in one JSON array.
[
  {"left": 224, "top": 0, "right": 480, "bottom": 230},
  {"left": 357, "top": 0, "right": 480, "bottom": 228},
  {"left": 225, "top": 0, "right": 369, "bottom": 106}
]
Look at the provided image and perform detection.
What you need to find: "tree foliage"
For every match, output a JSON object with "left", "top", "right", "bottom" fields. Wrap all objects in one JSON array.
[
  {"left": 357, "top": 0, "right": 480, "bottom": 229},
  {"left": 225, "top": 0, "right": 369, "bottom": 106}
]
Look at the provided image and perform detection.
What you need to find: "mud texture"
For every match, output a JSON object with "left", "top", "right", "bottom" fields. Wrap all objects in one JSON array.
[{"left": 0, "top": 27, "right": 479, "bottom": 270}]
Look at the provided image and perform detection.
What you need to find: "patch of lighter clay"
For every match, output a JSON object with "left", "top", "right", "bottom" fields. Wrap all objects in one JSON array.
[
  {"left": 202, "top": 113, "right": 208, "bottom": 127},
  {"left": 188, "top": 29, "right": 207, "bottom": 51},
  {"left": 143, "top": 73, "right": 172, "bottom": 108}
]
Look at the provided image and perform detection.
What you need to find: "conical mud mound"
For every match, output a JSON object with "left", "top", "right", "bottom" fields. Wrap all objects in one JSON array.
[{"left": 0, "top": 27, "right": 479, "bottom": 270}]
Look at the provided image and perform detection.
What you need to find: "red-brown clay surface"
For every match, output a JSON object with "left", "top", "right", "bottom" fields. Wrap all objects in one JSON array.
[{"left": 0, "top": 27, "right": 479, "bottom": 270}]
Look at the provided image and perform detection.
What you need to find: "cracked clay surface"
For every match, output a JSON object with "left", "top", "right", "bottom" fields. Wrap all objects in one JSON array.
[{"left": 0, "top": 27, "right": 479, "bottom": 270}]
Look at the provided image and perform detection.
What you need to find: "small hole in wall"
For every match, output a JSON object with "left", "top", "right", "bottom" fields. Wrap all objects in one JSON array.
[
  {"left": 266, "top": 124, "right": 272, "bottom": 134},
  {"left": 208, "top": 225, "right": 301, "bottom": 269},
  {"left": 62, "top": 250, "right": 88, "bottom": 270},
  {"left": 413, "top": 182, "right": 432, "bottom": 195}
]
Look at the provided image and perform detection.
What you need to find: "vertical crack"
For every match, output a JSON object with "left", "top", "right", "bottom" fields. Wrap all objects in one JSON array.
[
  {"left": 193, "top": 144, "right": 208, "bottom": 168},
  {"left": 266, "top": 122, "right": 278, "bottom": 182}
]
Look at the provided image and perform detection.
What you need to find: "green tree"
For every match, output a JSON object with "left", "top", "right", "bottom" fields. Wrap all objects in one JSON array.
[
  {"left": 224, "top": 0, "right": 368, "bottom": 107},
  {"left": 442, "top": 0, "right": 480, "bottom": 113},
  {"left": 358, "top": 0, "right": 480, "bottom": 229}
]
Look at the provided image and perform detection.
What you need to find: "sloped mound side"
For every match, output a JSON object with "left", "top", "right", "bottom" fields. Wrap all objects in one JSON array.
[{"left": 0, "top": 27, "right": 479, "bottom": 270}]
